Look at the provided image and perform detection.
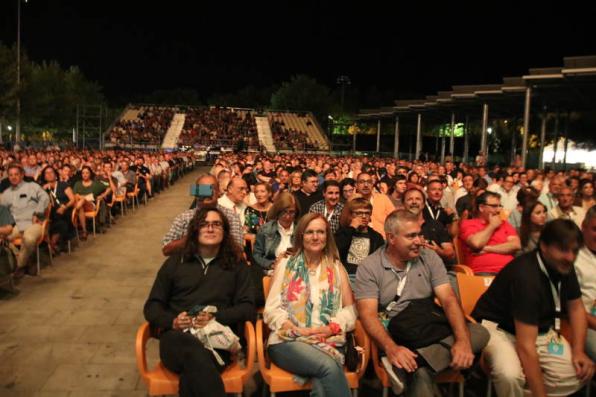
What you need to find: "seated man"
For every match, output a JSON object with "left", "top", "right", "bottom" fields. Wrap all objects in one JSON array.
[
  {"left": 144, "top": 207, "right": 255, "bottom": 397},
  {"left": 309, "top": 180, "right": 344, "bottom": 234},
  {"left": 161, "top": 174, "right": 243, "bottom": 256},
  {"left": 472, "top": 219, "right": 594, "bottom": 397},
  {"left": 355, "top": 210, "right": 489, "bottom": 396},
  {"left": 403, "top": 188, "right": 455, "bottom": 266},
  {"left": 575, "top": 206, "right": 596, "bottom": 361},
  {"left": 550, "top": 186, "right": 586, "bottom": 228},
  {"left": 0, "top": 163, "right": 50, "bottom": 274},
  {"left": 217, "top": 177, "right": 248, "bottom": 226},
  {"left": 459, "top": 191, "right": 520, "bottom": 274}
]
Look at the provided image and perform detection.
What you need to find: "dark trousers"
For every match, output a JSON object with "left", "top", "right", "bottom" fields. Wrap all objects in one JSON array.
[{"left": 159, "top": 330, "right": 230, "bottom": 397}]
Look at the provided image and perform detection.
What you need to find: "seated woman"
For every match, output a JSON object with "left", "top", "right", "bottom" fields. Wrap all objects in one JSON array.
[
  {"left": 339, "top": 178, "right": 355, "bottom": 203},
  {"left": 264, "top": 213, "right": 356, "bottom": 397},
  {"left": 244, "top": 182, "right": 273, "bottom": 236},
  {"left": 72, "top": 166, "right": 109, "bottom": 240},
  {"left": 253, "top": 192, "right": 299, "bottom": 272},
  {"left": 576, "top": 179, "right": 596, "bottom": 212},
  {"left": 40, "top": 166, "right": 76, "bottom": 253},
  {"left": 334, "top": 198, "right": 385, "bottom": 283},
  {"left": 519, "top": 200, "right": 547, "bottom": 254},
  {"left": 144, "top": 207, "right": 255, "bottom": 397}
]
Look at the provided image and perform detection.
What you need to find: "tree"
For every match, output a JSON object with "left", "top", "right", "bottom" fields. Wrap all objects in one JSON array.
[
  {"left": 270, "top": 75, "right": 333, "bottom": 122},
  {"left": 0, "top": 43, "right": 19, "bottom": 121}
]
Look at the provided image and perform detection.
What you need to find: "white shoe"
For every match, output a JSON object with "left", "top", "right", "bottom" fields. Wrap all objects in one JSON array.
[{"left": 381, "top": 356, "right": 405, "bottom": 395}]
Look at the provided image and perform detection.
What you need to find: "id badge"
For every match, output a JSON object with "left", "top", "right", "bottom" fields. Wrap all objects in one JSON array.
[
  {"left": 378, "top": 312, "right": 390, "bottom": 330},
  {"left": 547, "top": 337, "right": 564, "bottom": 356}
]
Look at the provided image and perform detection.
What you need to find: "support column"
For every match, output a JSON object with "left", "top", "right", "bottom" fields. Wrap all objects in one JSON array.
[
  {"left": 521, "top": 87, "right": 531, "bottom": 168},
  {"left": 563, "top": 111, "right": 570, "bottom": 170},
  {"left": 449, "top": 112, "right": 455, "bottom": 159},
  {"left": 393, "top": 115, "right": 399, "bottom": 158},
  {"left": 510, "top": 118, "right": 517, "bottom": 165},
  {"left": 538, "top": 108, "right": 547, "bottom": 169},
  {"left": 551, "top": 111, "right": 559, "bottom": 169},
  {"left": 376, "top": 119, "right": 381, "bottom": 153},
  {"left": 480, "top": 103, "right": 489, "bottom": 158},
  {"left": 440, "top": 132, "right": 446, "bottom": 164},
  {"left": 415, "top": 113, "right": 422, "bottom": 160},
  {"left": 463, "top": 115, "right": 469, "bottom": 164}
]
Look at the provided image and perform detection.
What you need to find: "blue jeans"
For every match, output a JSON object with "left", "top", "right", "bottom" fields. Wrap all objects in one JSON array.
[
  {"left": 268, "top": 341, "right": 351, "bottom": 397},
  {"left": 587, "top": 329, "right": 596, "bottom": 362}
]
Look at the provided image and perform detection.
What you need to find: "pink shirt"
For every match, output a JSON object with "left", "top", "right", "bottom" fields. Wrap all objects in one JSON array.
[{"left": 459, "top": 218, "right": 517, "bottom": 274}]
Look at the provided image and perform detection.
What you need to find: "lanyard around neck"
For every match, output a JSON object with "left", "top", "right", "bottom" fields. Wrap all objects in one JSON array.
[
  {"left": 426, "top": 201, "right": 440, "bottom": 221},
  {"left": 392, "top": 262, "right": 412, "bottom": 297},
  {"left": 323, "top": 205, "right": 335, "bottom": 221},
  {"left": 537, "top": 253, "right": 561, "bottom": 334}
]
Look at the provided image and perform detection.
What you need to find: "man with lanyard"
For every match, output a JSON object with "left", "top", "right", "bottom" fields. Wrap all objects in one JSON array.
[
  {"left": 424, "top": 179, "right": 457, "bottom": 237},
  {"left": 355, "top": 210, "right": 488, "bottom": 396},
  {"left": 404, "top": 187, "right": 455, "bottom": 266},
  {"left": 472, "top": 219, "right": 594, "bottom": 397},
  {"left": 308, "top": 180, "right": 344, "bottom": 234}
]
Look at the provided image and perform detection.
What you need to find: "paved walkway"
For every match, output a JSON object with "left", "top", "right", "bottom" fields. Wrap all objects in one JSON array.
[{"left": 0, "top": 168, "right": 206, "bottom": 397}]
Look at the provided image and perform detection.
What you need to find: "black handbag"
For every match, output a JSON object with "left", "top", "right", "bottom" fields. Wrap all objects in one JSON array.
[
  {"left": 388, "top": 297, "right": 452, "bottom": 349},
  {"left": 344, "top": 331, "right": 362, "bottom": 372}
]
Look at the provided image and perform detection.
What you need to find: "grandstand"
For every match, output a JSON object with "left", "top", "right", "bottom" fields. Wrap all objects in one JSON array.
[{"left": 105, "top": 105, "right": 330, "bottom": 152}]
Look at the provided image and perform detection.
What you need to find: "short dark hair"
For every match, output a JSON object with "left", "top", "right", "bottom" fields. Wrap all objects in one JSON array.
[
  {"left": 322, "top": 180, "right": 340, "bottom": 193},
  {"left": 539, "top": 219, "right": 583, "bottom": 250},
  {"left": 475, "top": 191, "right": 501, "bottom": 211},
  {"left": 301, "top": 169, "right": 318, "bottom": 182}
]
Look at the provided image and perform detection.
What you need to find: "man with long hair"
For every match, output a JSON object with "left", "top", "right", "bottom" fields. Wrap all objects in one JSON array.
[{"left": 145, "top": 207, "right": 255, "bottom": 397}]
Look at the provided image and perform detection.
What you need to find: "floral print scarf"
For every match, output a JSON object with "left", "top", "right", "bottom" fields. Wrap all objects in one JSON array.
[{"left": 278, "top": 252, "right": 346, "bottom": 364}]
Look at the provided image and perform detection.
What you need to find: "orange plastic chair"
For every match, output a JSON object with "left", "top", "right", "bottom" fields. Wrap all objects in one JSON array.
[
  {"left": 455, "top": 273, "right": 494, "bottom": 319},
  {"left": 127, "top": 183, "right": 141, "bottom": 211},
  {"left": 135, "top": 321, "right": 255, "bottom": 397},
  {"left": 259, "top": 275, "right": 369, "bottom": 396},
  {"left": 451, "top": 264, "right": 474, "bottom": 275}
]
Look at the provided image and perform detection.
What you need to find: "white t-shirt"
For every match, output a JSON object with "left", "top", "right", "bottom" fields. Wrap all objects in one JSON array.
[{"left": 575, "top": 246, "right": 596, "bottom": 313}]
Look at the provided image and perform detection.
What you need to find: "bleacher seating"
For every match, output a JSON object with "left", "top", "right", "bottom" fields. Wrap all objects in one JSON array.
[{"left": 106, "top": 105, "right": 330, "bottom": 151}]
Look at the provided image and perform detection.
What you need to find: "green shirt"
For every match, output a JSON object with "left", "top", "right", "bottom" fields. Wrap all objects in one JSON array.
[{"left": 73, "top": 180, "right": 106, "bottom": 199}]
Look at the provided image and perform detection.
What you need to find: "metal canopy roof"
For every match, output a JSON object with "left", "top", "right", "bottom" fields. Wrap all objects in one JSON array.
[{"left": 357, "top": 55, "right": 596, "bottom": 119}]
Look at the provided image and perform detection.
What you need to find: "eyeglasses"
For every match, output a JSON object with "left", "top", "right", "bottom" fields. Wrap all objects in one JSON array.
[
  {"left": 343, "top": 188, "right": 354, "bottom": 193},
  {"left": 281, "top": 209, "right": 297, "bottom": 216},
  {"left": 199, "top": 221, "right": 223, "bottom": 230},
  {"left": 482, "top": 203, "right": 503, "bottom": 209},
  {"left": 353, "top": 211, "right": 372, "bottom": 218},
  {"left": 357, "top": 180, "right": 373, "bottom": 185}
]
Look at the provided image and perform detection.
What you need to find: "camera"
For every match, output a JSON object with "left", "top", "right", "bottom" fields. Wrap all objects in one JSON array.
[{"left": 190, "top": 184, "right": 213, "bottom": 198}]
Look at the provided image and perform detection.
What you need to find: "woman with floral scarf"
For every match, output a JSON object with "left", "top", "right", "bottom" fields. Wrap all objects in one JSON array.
[{"left": 264, "top": 213, "right": 357, "bottom": 397}]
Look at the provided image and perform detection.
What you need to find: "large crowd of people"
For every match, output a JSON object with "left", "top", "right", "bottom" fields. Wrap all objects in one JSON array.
[
  {"left": 269, "top": 117, "right": 316, "bottom": 151},
  {"left": 177, "top": 107, "right": 258, "bottom": 148},
  {"left": 107, "top": 106, "right": 178, "bottom": 145},
  {"left": 145, "top": 150, "right": 596, "bottom": 397},
  {"left": 0, "top": 149, "right": 195, "bottom": 279}
]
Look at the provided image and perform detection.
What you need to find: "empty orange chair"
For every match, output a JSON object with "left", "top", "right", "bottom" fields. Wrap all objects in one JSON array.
[{"left": 135, "top": 321, "right": 255, "bottom": 397}]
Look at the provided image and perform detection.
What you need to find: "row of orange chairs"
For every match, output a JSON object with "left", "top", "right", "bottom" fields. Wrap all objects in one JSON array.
[{"left": 135, "top": 266, "right": 495, "bottom": 396}]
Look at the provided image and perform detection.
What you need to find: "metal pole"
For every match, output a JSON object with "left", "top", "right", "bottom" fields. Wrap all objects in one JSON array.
[
  {"left": 538, "top": 108, "right": 547, "bottom": 169},
  {"left": 510, "top": 118, "right": 517, "bottom": 165},
  {"left": 521, "top": 87, "right": 531, "bottom": 168},
  {"left": 376, "top": 119, "right": 381, "bottom": 153},
  {"left": 440, "top": 131, "right": 446, "bottom": 164},
  {"left": 480, "top": 103, "right": 489, "bottom": 159},
  {"left": 563, "top": 111, "right": 570, "bottom": 170},
  {"left": 352, "top": 129, "right": 356, "bottom": 152},
  {"left": 449, "top": 112, "right": 455, "bottom": 158},
  {"left": 16, "top": 0, "right": 22, "bottom": 144},
  {"left": 75, "top": 104, "right": 79, "bottom": 148},
  {"left": 415, "top": 113, "right": 422, "bottom": 160},
  {"left": 393, "top": 115, "right": 399, "bottom": 159},
  {"left": 551, "top": 111, "right": 559, "bottom": 169},
  {"left": 463, "top": 115, "right": 469, "bottom": 164}
]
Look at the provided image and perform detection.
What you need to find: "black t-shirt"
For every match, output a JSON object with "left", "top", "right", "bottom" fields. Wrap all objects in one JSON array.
[
  {"left": 472, "top": 251, "right": 582, "bottom": 335},
  {"left": 293, "top": 189, "right": 323, "bottom": 216},
  {"left": 423, "top": 200, "right": 455, "bottom": 229},
  {"left": 259, "top": 170, "right": 276, "bottom": 180}
]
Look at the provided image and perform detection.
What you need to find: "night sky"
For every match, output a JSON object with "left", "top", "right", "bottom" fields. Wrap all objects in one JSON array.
[{"left": 1, "top": 1, "right": 595, "bottom": 104}]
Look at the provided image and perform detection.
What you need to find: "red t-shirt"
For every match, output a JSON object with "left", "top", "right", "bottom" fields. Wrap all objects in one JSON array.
[{"left": 459, "top": 218, "right": 517, "bottom": 274}]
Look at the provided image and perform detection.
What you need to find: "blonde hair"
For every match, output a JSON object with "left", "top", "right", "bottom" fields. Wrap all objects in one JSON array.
[
  {"left": 293, "top": 213, "right": 339, "bottom": 263},
  {"left": 267, "top": 191, "right": 300, "bottom": 221}
]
